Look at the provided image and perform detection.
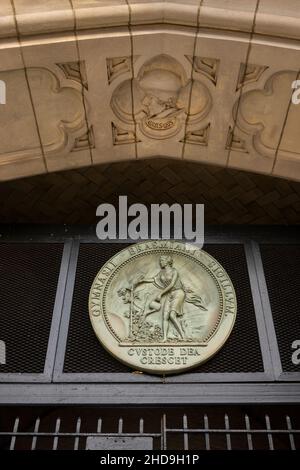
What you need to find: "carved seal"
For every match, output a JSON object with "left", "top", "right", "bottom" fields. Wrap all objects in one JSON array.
[{"left": 89, "top": 240, "right": 237, "bottom": 375}]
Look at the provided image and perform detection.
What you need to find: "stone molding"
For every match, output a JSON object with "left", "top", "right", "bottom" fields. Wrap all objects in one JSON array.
[
  {"left": 1, "top": 2, "right": 300, "bottom": 41},
  {"left": 0, "top": 1, "right": 299, "bottom": 182}
]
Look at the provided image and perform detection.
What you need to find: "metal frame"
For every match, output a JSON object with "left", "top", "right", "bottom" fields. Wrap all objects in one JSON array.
[
  {"left": 0, "top": 239, "right": 72, "bottom": 383},
  {"left": 251, "top": 240, "right": 300, "bottom": 382},
  {"left": 0, "top": 225, "right": 299, "bottom": 403},
  {"left": 0, "top": 383, "right": 300, "bottom": 404},
  {"left": 53, "top": 235, "right": 275, "bottom": 384}
]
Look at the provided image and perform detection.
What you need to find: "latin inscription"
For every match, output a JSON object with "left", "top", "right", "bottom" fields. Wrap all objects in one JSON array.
[
  {"left": 145, "top": 118, "right": 175, "bottom": 131},
  {"left": 127, "top": 347, "right": 200, "bottom": 365}
]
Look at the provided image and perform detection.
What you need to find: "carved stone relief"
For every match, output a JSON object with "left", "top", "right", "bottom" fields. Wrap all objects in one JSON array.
[
  {"left": 226, "top": 127, "right": 248, "bottom": 153},
  {"left": 235, "top": 71, "right": 300, "bottom": 158},
  {"left": 72, "top": 127, "right": 94, "bottom": 152},
  {"left": 57, "top": 61, "right": 88, "bottom": 90},
  {"left": 112, "top": 123, "right": 140, "bottom": 145},
  {"left": 236, "top": 63, "right": 269, "bottom": 90},
  {"left": 0, "top": 66, "right": 88, "bottom": 162},
  {"left": 111, "top": 55, "right": 212, "bottom": 141},
  {"left": 107, "top": 56, "right": 138, "bottom": 84},
  {"left": 181, "top": 124, "right": 210, "bottom": 146},
  {"left": 185, "top": 56, "right": 219, "bottom": 85}
]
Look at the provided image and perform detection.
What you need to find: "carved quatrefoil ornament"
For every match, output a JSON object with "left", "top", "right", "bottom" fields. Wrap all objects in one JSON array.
[{"left": 111, "top": 55, "right": 212, "bottom": 140}]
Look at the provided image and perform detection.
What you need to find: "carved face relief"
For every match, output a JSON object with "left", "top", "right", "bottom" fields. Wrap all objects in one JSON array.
[{"left": 111, "top": 55, "right": 212, "bottom": 139}]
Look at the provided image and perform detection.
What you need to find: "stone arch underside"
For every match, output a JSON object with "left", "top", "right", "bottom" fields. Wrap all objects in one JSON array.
[{"left": 0, "top": 1, "right": 300, "bottom": 183}]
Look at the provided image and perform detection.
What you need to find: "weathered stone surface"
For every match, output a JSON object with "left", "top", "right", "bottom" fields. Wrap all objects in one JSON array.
[{"left": 0, "top": 1, "right": 299, "bottom": 182}]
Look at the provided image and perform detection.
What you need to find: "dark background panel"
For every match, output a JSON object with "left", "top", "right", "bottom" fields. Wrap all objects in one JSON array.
[
  {"left": 0, "top": 243, "right": 63, "bottom": 373},
  {"left": 260, "top": 244, "right": 300, "bottom": 372},
  {"left": 64, "top": 243, "right": 130, "bottom": 373},
  {"left": 63, "top": 243, "right": 264, "bottom": 374},
  {"left": 194, "top": 244, "right": 263, "bottom": 373}
]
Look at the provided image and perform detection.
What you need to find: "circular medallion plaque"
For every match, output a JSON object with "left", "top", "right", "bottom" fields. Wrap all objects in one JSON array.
[{"left": 89, "top": 241, "right": 237, "bottom": 375}]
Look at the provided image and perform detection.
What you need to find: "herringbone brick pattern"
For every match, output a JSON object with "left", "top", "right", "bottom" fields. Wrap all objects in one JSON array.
[{"left": 0, "top": 159, "right": 299, "bottom": 224}]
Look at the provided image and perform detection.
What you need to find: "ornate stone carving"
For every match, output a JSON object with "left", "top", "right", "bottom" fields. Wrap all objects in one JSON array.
[
  {"left": 185, "top": 56, "right": 219, "bottom": 85},
  {"left": 72, "top": 127, "right": 94, "bottom": 152},
  {"left": 57, "top": 61, "right": 88, "bottom": 89},
  {"left": 107, "top": 56, "right": 138, "bottom": 84},
  {"left": 226, "top": 127, "right": 248, "bottom": 153},
  {"left": 0, "top": 67, "right": 87, "bottom": 160},
  {"left": 236, "top": 63, "right": 268, "bottom": 90},
  {"left": 181, "top": 124, "right": 210, "bottom": 145},
  {"left": 112, "top": 123, "right": 140, "bottom": 145},
  {"left": 111, "top": 55, "right": 212, "bottom": 140},
  {"left": 235, "top": 71, "right": 300, "bottom": 158}
]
